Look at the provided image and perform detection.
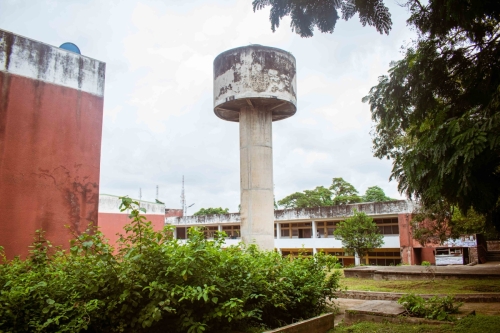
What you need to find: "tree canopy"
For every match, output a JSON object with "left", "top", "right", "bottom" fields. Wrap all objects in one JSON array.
[
  {"left": 252, "top": 0, "right": 392, "bottom": 37},
  {"left": 333, "top": 210, "right": 384, "bottom": 262},
  {"left": 193, "top": 207, "right": 229, "bottom": 216},
  {"left": 277, "top": 177, "right": 393, "bottom": 209},
  {"left": 363, "top": 0, "right": 500, "bottom": 231},
  {"left": 363, "top": 186, "right": 393, "bottom": 202}
]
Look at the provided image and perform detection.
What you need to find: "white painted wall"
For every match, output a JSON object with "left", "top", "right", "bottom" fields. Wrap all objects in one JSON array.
[
  {"left": 99, "top": 194, "right": 165, "bottom": 215},
  {"left": 0, "top": 29, "right": 105, "bottom": 97}
]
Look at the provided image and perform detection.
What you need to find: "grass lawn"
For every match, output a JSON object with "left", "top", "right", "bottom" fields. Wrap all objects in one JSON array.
[
  {"left": 339, "top": 273, "right": 500, "bottom": 294},
  {"left": 330, "top": 315, "right": 500, "bottom": 332}
]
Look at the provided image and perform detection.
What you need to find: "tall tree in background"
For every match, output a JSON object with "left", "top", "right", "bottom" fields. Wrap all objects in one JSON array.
[
  {"left": 333, "top": 210, "right": 384, "bottom": 264},
  {"left": 363, "top": 186, "right": 393, "bottom": 202},
  {"left": 329, "top": 177, "right": 362, "bottom": 205},
  {"left": 277, "top": 177, "right": 393, "bottom": 209},
  {"left": 193, "top": 207, "right": 229, "bottom": 216},
  {"left": 364, "top": 0, "right": 500, "bottom": 231},
  {"left": 252, "top": 0, "right": 392, "bottom": 37},
  {"left": 278, "top": 186, "right": 333, "bottom": 209}
]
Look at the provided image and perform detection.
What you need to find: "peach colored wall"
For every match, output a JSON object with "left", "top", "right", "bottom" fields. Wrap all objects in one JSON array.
[
  {"left": 0, "top": 74, "right": 103, "bottom": 259},
  {"left": 98, "top": 213, "right": 165, "bottom": 248},
  {"left": 0, "top": 30, "right": 105, "bottom": 259}
]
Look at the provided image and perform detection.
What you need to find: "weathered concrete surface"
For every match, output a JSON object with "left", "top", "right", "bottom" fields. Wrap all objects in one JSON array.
[
  {"left": 344, "top": 264, "right": 500, "bottom": 280},
  {"left": 213, "top": 45, "right": 296, "bottom": 122},
  {"left": 337, "top": 291, "right": 500, "bottom": 303},
  {"left": 346, "top": 299, "right": 405, "bottom": 316},
  {"left": 239, "top": 105, "right": 274, "bottom": 249},
  {"left": 166, "top": 200, "right": 413, "bottom": 225},
  {"left": 263, "top": 313, "right": 334, "bottom": 333},
  {"left": 342, "top": 300, "right": 456, "bottom": 325},
  {"left": 0, "top": 30, "right": 105, "bottom": 259},
  {"left": 213, "top": 45, "right": 297, "bottom": 250}
]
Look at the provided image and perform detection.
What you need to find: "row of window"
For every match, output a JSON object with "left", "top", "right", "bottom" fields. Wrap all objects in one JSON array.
[
  {"left": 176, "top": 218, "right": 400, "bottom": 240},
  {"left": 279, "top": 249, "right": 402, "bottom": 266}
]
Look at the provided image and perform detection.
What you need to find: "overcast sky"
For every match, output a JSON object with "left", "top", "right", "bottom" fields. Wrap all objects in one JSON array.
[{"left": 1, "top": 0, "right": 416, "bottom": 213}]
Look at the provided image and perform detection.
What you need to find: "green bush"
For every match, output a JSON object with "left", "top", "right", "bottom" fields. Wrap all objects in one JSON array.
[
  {"left": 421, "top": 261, "right": 431, "bottom": 266},
  {"left": 0, "top": 197, "right": 341, "bottom": 333},
  {"left": 397, "top": 293, "right": 462, "bottom": 321}
]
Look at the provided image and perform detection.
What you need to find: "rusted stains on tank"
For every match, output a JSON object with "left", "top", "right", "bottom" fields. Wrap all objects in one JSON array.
[
  {"left": 214, "top": 51, "right": 241, "bottom": 78},
  {"left": 219, "top": 83, "right": 232, "bottom": 96},
  {"left": 250, "top": 50, "right": 295, "bottom": 96},
  {"left": 214, "top": 46, "right": 296, "bottom": 99}
]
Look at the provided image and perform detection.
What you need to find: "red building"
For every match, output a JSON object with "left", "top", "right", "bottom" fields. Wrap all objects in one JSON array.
[
  {"left": 0, "top": 30, "right": 105, "bottom": 258},
  {"left": 98, "top": 194, "right": 169, "bottom": 248}
]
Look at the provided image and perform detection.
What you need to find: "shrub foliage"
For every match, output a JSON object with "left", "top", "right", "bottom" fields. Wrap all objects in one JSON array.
[
  {"left": 0, "top": 197, "right": 341, "bottom": 333},
  {"left": 398, "top": 294, "right": 462, "bottom": 321}
]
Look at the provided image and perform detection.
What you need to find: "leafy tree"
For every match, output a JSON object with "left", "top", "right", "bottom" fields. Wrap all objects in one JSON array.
[
  {"left": 333, "top": 210, "right": 383, "bottom": 263},
  {"left": 411, "top": 201, "right": 499, "bottom": 246},
  {"left": 277, "top": 178, "right": 397, "bottom": 208},
  {"left": 278, "top": 186, "right": 333, "bottom": 209},
  {"left": 363, "top": 185, "right": 393, "bottom": 202},
  {"left": 193, "top": 207, "right": 229, "bottom": 216},
  {"left": 0, "top": 197, "right": 342, "bottom": 333},
  {"left": 329, "top": 177, "right": 362, "bottom": 205},
  {"left": 363, "top": 0, "right": 500, "bottom": 231},
  {"left": 252, "top": 0, "right": 392, "bottom": 37}
]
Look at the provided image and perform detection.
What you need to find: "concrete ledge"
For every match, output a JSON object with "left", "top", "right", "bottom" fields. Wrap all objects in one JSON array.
[
  {"left": 263, "top": 313, "right": 334, "bottom": 333},
  {"left": 344, "top": 311, "right": 455, "bottom": 326},
  {"left": 344, "top": 267, "right": 500, "bottom": 280},
  {"left": 336, "top": 291, "right": 500, "bottom": 303}
]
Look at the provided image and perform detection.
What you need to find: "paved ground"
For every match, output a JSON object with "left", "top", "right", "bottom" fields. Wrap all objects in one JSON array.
[
  {"left": 333, "top": 263, "right": 500, "bottom": 326},
  {"left": 332, "top": 298, "right": 500, "bottom": 326}
]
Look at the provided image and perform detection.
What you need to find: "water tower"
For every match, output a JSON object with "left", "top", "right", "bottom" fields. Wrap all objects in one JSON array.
[{"left": 213, "top": 45, "right": 297, "bottom": 250}]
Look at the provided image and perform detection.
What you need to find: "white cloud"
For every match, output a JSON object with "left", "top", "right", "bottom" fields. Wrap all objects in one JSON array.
[{"left": 0, "top": 0, "right": 414, "bottom": 211}]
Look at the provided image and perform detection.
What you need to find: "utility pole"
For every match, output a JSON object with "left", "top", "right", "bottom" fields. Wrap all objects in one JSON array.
[
  {"left": 180, "top": 176, "right": 186, "bottom": 215},
  {"left": 139, "top": 188, "right": 142, "bottom": 201},
  {"left": 156, "top": 185, "right": 159, "bottom": 201}
]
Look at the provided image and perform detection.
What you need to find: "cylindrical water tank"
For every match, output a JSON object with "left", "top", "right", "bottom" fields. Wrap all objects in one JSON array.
[{"left": 213, "top": 45, "right": 297, "bottom": 122}]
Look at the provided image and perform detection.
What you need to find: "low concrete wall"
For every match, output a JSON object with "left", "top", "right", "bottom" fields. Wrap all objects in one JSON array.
[
  {"left": 263, "top": 313, "right": 334, "bottom": 333},
  {"left": 487, "top": 241, "right": 500, "bottom": 251},
  {"left": 344, "top": 311, "right": 454, "bottom": 326},
  {"left": 344, "top": 267, "right": 500, "bottom": 280},
  {"left": 337, "top": 291, "right": 500, "bottom": 303}
]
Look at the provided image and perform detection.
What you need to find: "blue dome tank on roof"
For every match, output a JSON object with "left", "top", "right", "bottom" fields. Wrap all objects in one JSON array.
[{"left": 59, "top": 42, "right": 81, "bottom": 54}]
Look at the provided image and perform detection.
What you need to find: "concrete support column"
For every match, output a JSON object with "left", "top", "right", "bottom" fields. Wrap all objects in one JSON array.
[
  {"left": 355, "top": 254, "right": 361, "bottom": 266},
  {"left": 239, "top": 105, "right": 274, "bottom": 250},
  {"left": 276, "top": 223, "right": 281, "bottom": 239},
  {"left": 312, "top": 220, "right": 317, "bottom": 238}
]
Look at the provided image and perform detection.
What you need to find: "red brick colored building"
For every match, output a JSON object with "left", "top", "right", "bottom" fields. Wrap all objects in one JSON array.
[{"left": 0, "top": 30, "right": 105, "bottom": 258}]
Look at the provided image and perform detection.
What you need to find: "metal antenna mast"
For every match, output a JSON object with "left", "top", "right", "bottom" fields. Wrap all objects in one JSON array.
[
  {"left": 180, "top": 176, "right": 186, "bottom": 215},
  {"left": 139, "top": 188, "right": 142, "bottom": 201},
  {"left": 156, "top": 185, "right": 159, "bottom": 201}
]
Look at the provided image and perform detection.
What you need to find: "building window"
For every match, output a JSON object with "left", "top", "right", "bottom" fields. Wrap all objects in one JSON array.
[
  {"left": 316, "top": 221, "right": 339, "bottom": 238},
  {"left": 222, "top": 225, "right": 240, "bottom": 239},
  {"left": 203, "top": 226, "right": 218, "bottom": 239},
  {"left": 367, "top": 249, "right": 401, "bottom": 266},
  {"left": 176, "top": 227, "right": 186, "bottom": 240},
  {"left": 374, "top": 218, "right": 399, "bottom": 235},
  {"left": 277, "top": 222, "right": 313, "bottom": 239}
]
